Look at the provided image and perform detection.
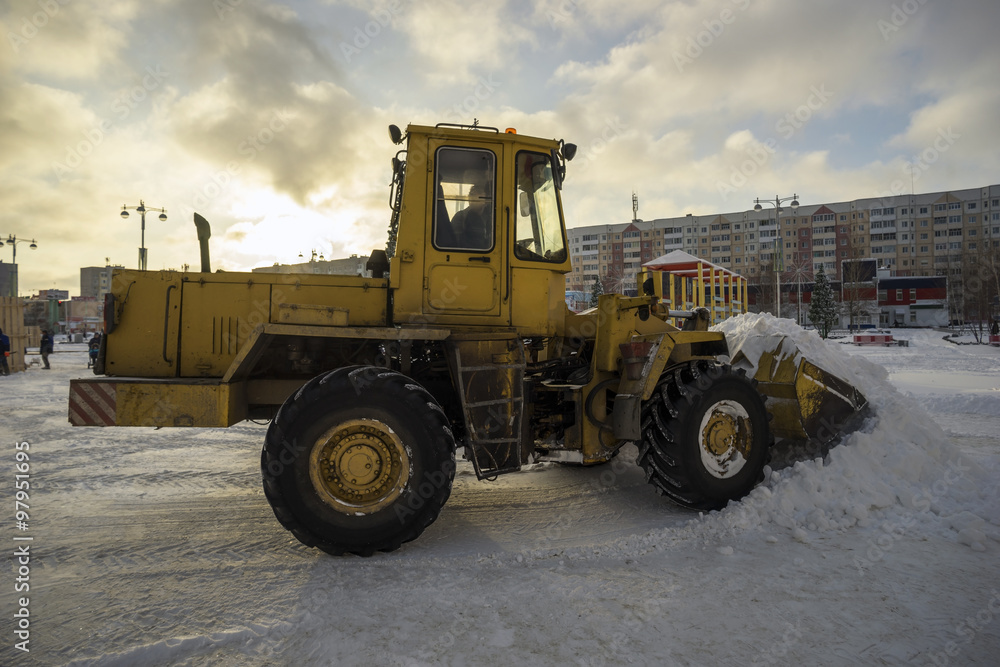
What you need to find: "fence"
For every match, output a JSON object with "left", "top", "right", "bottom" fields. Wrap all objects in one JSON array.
[{"left": 0, "top": 296, "right": 27, "bottom": 374}]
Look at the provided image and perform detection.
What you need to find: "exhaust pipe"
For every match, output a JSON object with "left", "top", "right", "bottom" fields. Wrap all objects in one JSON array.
[{"left": 193, "top": 213, "right": 212, "bottom": 273}]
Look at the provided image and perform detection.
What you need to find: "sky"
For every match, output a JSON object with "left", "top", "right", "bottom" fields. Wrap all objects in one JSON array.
[{"left": 1, "top": 0, "right": 998, "bottom": 295}]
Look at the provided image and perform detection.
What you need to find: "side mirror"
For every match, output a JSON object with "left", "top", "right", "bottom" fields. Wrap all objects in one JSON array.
[
  {"left": 388, "top": 124, "right": 403, "bottom": 145},
  {"left": 562, "top": 143, "right": 577, "bottom": 161}
]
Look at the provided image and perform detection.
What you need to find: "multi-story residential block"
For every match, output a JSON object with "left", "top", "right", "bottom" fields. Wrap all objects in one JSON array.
[
  {"left": 80, "top": 264, "right": 125, "bottom": 301},
  {"left": 252, "top": 253, "right": 371, "bottom": 277},
  {"left": 565, "top": 185, "right": 1000, "bottom": 322},
  {"left": 0, "top": 262, "right": 15, "bottom": 298}
]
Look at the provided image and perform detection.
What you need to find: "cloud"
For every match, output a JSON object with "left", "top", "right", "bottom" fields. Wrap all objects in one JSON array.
[
  {"left": 2, "top": 0, "right": 137, "bottom": 80},
  {"left": 397, "top": 0, "right": 536, "bottom": 86}
]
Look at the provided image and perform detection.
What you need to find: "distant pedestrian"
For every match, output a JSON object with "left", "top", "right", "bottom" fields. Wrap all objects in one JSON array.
[
  {"left": 40, "top": 329, "right": 53, "bottom": 369},
  {"left": 0, "top": 327, "right": 10, "bottom": 376},
  {"left": 88, "top": 333, "right": 101, "bottom": 368}
]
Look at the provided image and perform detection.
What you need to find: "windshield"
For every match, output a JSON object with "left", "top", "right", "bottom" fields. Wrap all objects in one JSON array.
[{"left": 514, "top": 152, "right": 567, "bottom": 263}]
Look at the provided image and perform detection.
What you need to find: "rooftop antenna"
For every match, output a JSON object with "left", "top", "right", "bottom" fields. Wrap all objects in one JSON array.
[{"left": 632, "top": 191, "right": 639, "bottom": 223}]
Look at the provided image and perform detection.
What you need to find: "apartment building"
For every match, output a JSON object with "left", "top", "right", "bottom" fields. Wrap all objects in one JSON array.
[
  {"left": 251, "top": 253, "right": 371, "bottom": 277},
  {"left": 565, "top": 185, "right": 1000, "bottom": 303},
  {"left": 80, "top": 264, "right": 125, "bottom": 301}
]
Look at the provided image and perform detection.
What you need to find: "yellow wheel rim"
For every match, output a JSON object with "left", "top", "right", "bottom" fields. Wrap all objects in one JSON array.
[
  {"left": 309, "top": 419, "right": 410, "bottom": 514},
  {"left": 698, "top": 400, "right": 752, "bottom": 480}
]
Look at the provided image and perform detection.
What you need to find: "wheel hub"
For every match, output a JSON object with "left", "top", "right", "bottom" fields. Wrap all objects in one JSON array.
[
  {"left": 704, "top": 412, "right": 739, "bottom": 456},
  {"left": 310, "top": 419, "right": 410, "bottom": 514},
  {"left": 698, "top": 400, "right": 752, "bottom": 479}
]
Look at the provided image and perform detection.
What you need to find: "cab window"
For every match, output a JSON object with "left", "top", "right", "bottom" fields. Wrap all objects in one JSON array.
[{"left": 433, "top": 147, "right": 495, "bottom": 252}]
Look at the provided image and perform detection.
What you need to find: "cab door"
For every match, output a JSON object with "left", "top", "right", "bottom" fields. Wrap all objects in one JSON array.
[
  {"left": 422, "top": 141, "right": 508, "bottom": 325},
  {"left": 508, "top": 149, "right": 573, "bottom": 336}
]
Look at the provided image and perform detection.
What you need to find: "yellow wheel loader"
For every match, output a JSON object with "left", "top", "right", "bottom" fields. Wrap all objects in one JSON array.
[{"left": 69, "top": 122, "right": 866, "bottom": 556}]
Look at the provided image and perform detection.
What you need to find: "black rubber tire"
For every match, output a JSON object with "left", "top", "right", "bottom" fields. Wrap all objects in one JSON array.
[
  {"left": 261, "top": 366, "right": 456, "bottom": 556},
  {"left": 636, "top": 360, "right": 773, "bottom": 511}
]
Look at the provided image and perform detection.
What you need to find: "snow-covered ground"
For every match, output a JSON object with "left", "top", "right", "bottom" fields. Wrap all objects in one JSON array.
[{"left": 2, "top": 320, "right": 999, "bottom": 666}]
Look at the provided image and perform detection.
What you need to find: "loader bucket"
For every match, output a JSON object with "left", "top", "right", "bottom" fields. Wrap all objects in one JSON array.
[{"left": 730, "top": 335, "right": 868, "bottom": 443}]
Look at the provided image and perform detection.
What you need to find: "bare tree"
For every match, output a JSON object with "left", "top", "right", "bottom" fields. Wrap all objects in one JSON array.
[
  {"left": 840, "top": 253, "right": 877, "bottom": 331},
  {"left": 960, "top": 241, "right": 1000, "bottom": 342},
  {"left": 755, "top": 263, "right": 776, "bottom": 314},
  {"left": 989, "top": 240, "right": 1000, "bottom": 325},
  {"left": 942, "top": 246, "right": 965, "bottom": 327},
  {"left": 788, "top": 258, "right": 813, "bottom": 326}
]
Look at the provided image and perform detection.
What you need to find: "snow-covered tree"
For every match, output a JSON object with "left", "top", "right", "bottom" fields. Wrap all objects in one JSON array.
[
  {"left": 589, "top": 275, "right": 604, "bottom": 308},
  {"left": 809, "top": 266, "right": 838, "bottom": 338}
]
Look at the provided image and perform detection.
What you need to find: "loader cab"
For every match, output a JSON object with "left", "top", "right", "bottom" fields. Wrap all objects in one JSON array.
[{"left": 387, "top": 123, "right": 574, "bottom": 336}]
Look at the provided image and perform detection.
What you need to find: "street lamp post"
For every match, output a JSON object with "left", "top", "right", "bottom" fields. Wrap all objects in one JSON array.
[
  {"left": 120, "top": 200, "right": 167, "bottom": 270},
  {"left": 0, "top": 234, "right": 39, "bottom": 297},
  {"left": 752, "top": 194, "right": 799, "bottom": 318}
]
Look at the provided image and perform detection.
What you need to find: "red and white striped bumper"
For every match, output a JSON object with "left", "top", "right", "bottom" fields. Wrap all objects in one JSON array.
[{"left": 68, "top": 379, "right": 118, "bottom": 426}]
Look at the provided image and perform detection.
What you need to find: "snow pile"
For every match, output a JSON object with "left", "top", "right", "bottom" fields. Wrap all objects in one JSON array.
[
  {"left": 718, "top": 310, "right": 882, "bottom": 389},
  {"left": 688, "top": 313, "right": 1000, "bottom": 550},
  {"left": 910, "top": 392, "right": 1000, "bottom": 418}
]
